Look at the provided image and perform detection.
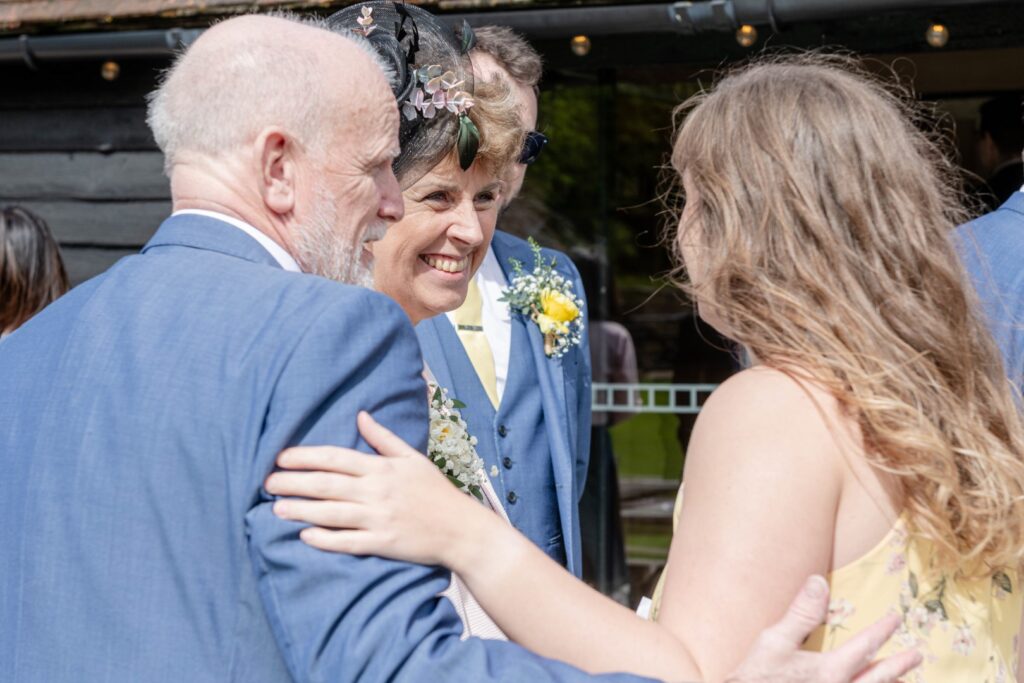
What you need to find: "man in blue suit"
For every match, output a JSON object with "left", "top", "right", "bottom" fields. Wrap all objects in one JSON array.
[
  {"left": 417, "top": 27, "right": 590, "bottom": 576},
  {"left": 957, "top": 181, "right": 1024, "bottom": 390},
  {"left": 0, "top": 15, "right": 641, "bottom": 683}
]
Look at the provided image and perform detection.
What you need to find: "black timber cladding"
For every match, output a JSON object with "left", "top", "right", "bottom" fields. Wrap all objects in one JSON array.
[{"left": 1, "top": 58, "right": 168, "bottom": 284}]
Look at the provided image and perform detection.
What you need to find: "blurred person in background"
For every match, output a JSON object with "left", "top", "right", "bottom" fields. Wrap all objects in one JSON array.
[
  {"left": 957, "top": 95, "right": 1024, "bottom": 391},
  {"left": 0, "top": 205, "right": 69, "bottom": 339},
  {"left": 975, "top": 93, "right": 1024, "bottom": 211}
]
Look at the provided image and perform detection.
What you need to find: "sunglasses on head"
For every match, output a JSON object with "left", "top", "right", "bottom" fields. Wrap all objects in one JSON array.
[{"left": 519, "top": 131, "right": 548, "bottom": 165}]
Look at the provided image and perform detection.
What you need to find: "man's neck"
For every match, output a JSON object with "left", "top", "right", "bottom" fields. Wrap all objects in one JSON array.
[{"left": 170, "top": 161, "right": 297, "bottom": 263}]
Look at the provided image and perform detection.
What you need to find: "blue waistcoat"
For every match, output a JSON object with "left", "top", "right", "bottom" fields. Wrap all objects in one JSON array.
[{"left": 417, "top": 230, "right": 593, "bottom": 576}]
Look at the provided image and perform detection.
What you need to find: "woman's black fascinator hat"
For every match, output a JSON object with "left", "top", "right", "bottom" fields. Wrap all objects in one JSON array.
[{"left": 326, "top": 2, "right": 479, "bottom": 182}]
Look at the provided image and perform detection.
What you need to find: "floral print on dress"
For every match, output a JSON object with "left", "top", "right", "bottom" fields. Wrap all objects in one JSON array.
[
  {"left": 826, "top": 599, "right": 856, "bottom": 629},
  {"left": 886, "top": 552, "right": 907, "bottom": 575},
  {"left": 951, "top": 624, "right": 976, "bottom": 656},
  {"left": 803, "top": 515, "right": 1022, "bottom": 683}
]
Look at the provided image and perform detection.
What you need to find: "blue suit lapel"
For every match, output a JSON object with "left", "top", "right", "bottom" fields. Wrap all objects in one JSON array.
[
  {"left": 492, "top": 233, "right": 579, "bottom": 574},
  {"left": 417, "top": 316, "right": 501, "bottom": 477},
  {"left": 415, "top": 318, "right": 455, "bottom": 391}
]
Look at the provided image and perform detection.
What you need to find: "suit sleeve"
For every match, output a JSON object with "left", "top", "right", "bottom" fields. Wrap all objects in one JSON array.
[{"left": 244, "top": 287, "right": 653, "bottom": 683}]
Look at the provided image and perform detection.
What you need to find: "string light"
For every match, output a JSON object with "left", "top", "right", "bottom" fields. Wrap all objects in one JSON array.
[
  {"left": 101, "top": 61, "right": 120, "bottom": 81},
  {"left": 925, "top": 23, "right": 949, "bottom": 48},
  {"left": 570, "top": 34, "right": 591, "bottom": 57},
  {"left": 735, "top": 24, "right": 758, "bottom": 48}
]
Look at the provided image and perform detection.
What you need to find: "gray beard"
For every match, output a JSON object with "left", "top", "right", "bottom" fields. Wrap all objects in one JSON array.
[{"left": 293, "top": 184, "right": 377, "bottom": 288}]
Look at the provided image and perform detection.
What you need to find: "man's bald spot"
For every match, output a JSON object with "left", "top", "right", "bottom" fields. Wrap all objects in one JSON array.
[
  {"left": 148, "top": 13, "right": 396, "bottom": 168},
  {"left": 189, "top": 15, "right": 387, "bottom": 116}
]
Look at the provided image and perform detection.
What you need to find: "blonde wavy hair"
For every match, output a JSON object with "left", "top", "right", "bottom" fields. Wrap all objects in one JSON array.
[{"left": 670, "top": 53, "right": 1024, "bottom": 573}]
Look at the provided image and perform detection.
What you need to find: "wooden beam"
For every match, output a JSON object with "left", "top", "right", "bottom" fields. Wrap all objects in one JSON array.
[
  {"left": 0, "top": 107, "right": 155, "bottom": 152},
  {"left": 14, "top": 199, "right": 170, "bottom": 247},
  {"left": 0, "top": 152, "right": 168, "bottom": 200}
]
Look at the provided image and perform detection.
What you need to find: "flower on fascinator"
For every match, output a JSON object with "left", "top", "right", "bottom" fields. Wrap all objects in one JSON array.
[
  {"left": 416, "top": 65, "right": 443, "bottom": 84},
  {"left": 404, "top": 88, "right": 437, "bottom": 121},
  {"left": 405, "top": 64, "right": 476, "bottom": 122},
  {"left": 355, "top": 6, "right": 376, "bottom": 37}
]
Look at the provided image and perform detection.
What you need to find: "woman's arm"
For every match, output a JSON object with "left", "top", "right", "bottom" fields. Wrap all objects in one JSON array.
[
  {"left": 655, "top": 367, "right": 846, "bottom": 682},
  {"left": 268, "top": 413, "right": 702, "bottom": 681},
  {"left": 266, "top": 407, "right": 916, "bottom": 683}
]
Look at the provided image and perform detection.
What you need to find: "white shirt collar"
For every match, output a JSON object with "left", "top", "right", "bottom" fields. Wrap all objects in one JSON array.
[{"left": 171, "top": 209, "right": 302, "bottom": 273}]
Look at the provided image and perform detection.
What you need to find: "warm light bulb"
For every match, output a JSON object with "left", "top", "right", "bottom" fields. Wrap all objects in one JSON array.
[
  {"left": 735, "top": 24, "right": 758, "bottom": 48},
  {"left": 101, "top": 61, "right": 120, "bottom": 81},
  {"left": 925, "top": 23, "right": 949, "bottom": 48},
  {"left": 570, "top": 34, "right": 591, "bottom": 57}
]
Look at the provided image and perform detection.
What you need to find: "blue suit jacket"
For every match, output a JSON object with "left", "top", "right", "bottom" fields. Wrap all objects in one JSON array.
[
  {"left": 0, "top": 215, "right": 649, "bottom": 682},
  {"left": 418, "top": 231, "right": 592, "bottom": 576},
  {"left": 956, "top": 192, "right": 1024, "bottom": 390}
]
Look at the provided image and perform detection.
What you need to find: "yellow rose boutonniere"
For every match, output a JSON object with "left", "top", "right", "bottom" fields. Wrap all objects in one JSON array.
[{"left": 500, "top": 239, "right": 585, "bottom": 358}]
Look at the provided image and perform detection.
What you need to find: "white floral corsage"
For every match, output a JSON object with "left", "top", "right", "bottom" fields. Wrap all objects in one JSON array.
[
  {"left": 428, "top": 383, "right": 486, "bottom": 501},
  {"left": 499, "top": 238, "right": 584, "bottom": 358}
]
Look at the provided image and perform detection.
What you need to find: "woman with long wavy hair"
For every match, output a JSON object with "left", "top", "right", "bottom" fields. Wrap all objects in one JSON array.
[{"left": 264, "top": 54, "right": 1024, "bottom": 682}]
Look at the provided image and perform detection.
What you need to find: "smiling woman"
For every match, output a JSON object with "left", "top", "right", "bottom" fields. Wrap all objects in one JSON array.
[{"left": 369, "top": 76, "right": 523, "bottom": 324}]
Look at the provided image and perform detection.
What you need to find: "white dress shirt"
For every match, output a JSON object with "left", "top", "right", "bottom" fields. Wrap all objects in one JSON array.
[
  {"left": 446, "top": 246, "right": 511, "bottom": 402},
  {"left": 172, "top": 209, "right": 302, "bottom": 273}
]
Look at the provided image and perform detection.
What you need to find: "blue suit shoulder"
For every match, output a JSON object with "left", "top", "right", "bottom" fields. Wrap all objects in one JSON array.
[{"left": 492, "top": 230, "right": 583, "bottom": 283}]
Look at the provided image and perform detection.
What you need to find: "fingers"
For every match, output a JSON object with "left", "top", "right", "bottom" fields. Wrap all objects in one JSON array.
[
  {"left": 265, "top": 470, "right": 363, "bottom": 503},
  {"left": 826, "top": 613, "right": 903, "bottom": 679},
  {"left": 357, "top": 411, "right": 422, "bottom": 460},
  {"left": 273, "top": 499, "right": 368, "bottom": 530},
  {"left": 768, "top": 575, "right": 831, "bottom": 646},
  {"left": 853, "top": 649, "right": 923, "bottom": 683},
  {"left": 276, "top": 445, "right": 374, "bottom": 476},
  {"left": 298, "top": 527, "right": 378, "bottom": 555}
]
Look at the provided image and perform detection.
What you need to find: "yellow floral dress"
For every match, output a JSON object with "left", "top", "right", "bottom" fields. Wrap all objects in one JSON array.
[
  {"left": 650, "top": 491, "right": 1022, "bottom": 682},
  {"left": 804, "top": 516, "right": 1021, "bottom": 683}
]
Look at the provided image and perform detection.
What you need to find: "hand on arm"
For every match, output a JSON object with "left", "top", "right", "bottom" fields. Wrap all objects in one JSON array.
[
  {"left": 727, "top": 576, "right": 920, "bottom": 683},
  {"left": 269, "top": 411, "right": 920, "bottom": 683},
  {"left": 269, "top": 412, "right": 702, "bottom": 681},
  {"left": 249, "top": 289, "right": 630, "bottom": 683}
]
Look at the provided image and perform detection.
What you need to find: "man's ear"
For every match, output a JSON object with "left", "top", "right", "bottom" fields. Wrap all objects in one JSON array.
[{"left": 256, "top": 127, "right": 297, "bottom": 216}]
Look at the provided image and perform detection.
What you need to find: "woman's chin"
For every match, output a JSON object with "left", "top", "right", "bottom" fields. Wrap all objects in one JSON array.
[{"left": 417, "top": 288, "right": 469, "bottom": 320}]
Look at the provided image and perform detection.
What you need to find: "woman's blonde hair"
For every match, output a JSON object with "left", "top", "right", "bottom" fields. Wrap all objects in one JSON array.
[{"left": 670, "top": 53, "right": 1024, "bottom": 572}]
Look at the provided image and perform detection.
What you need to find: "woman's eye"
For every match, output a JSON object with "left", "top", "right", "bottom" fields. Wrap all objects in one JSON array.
[
  {"left": 475, "top": 192, "right": 496, "bottom": 206},
  {"left": 422, "top": 191, "right": 448, "bottom": 203}
]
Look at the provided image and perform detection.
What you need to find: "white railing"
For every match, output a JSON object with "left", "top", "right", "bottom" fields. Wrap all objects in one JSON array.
[{"left": 592, "top": 383, "right": 719, "bottom": 414}]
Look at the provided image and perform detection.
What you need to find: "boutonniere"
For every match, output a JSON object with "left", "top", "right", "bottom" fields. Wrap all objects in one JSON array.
[
  {"left": 428, "top": 383, "right": 486, "bottom": 501},
  {"left": 499, "top": 238, "right": 585, "bottom": 358}
]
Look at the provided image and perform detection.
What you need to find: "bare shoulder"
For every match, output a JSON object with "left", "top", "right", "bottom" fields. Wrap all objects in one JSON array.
[
  {"left": 686, "top": 366, "right": 848, "bottom": 482},
  {"left": 699, "top": 366, "right": 843, "bottom": 431}
]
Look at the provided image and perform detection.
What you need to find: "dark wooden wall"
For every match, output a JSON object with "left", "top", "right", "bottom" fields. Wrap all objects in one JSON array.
[{"left": 1, "top": 58, "right": 170, "bottom": 284}]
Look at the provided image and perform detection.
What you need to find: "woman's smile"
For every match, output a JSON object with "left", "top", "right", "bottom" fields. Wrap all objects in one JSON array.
[{"left": 420, "top": 253, "right": 471, "bottom": 275}]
